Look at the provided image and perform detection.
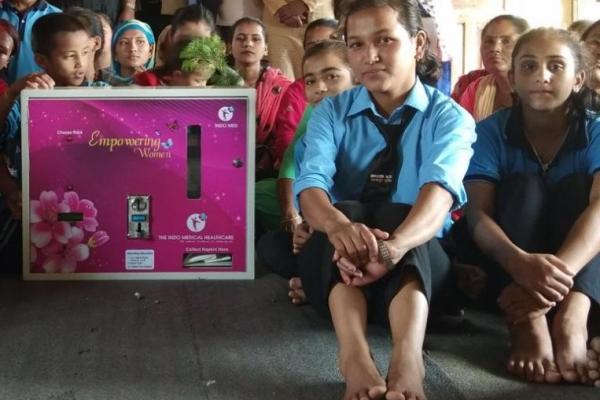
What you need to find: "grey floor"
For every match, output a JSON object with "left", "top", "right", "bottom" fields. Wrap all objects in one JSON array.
[{"left": 0, "top": 272, "right": 598, "bottom": 400}]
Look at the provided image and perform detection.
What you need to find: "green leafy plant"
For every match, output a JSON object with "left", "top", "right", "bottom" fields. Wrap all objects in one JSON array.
[{"left": 180, "top": 36, "right": 228, "bottom": 76}]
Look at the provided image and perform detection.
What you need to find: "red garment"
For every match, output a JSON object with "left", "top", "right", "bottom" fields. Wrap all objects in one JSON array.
[
  {"left": 255, "top": 66, "right": 293, "bottom": 146},
  {"left": 450, "top": 69, "right": 488, "bottom": 102},
  {"left": 133, "top": 70, "right": 165, "bottom": 87},
  {"left": 0, "top": 79, "right": 8, "bottom": 96},
  {"left": 272, "top": 77, "right": 307, "bottom": 168}
]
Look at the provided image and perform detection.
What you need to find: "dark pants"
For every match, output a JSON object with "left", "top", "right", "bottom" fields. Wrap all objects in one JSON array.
[
  {"left": 256, "top": 229, "right": 297, "bottom": 279},
  {"left": 452, "top": 173, "right": 600, "bottom": 305},
  {"left": 0, "top": 198, "right": 21, "bottom": 274},
  {"left": 297, "top": 201, "right": 452, "bottom": 324}
]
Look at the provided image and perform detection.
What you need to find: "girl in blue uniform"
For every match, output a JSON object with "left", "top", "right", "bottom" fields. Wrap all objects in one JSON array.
[
  {"left": 458, "top": 27, "right": 600, "bottom": 386},
  {"left": 293, "top": 0, "right": 476, "bottom": 398}
]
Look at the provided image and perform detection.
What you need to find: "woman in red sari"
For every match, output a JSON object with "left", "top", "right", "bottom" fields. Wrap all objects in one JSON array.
[{"left": 230, "top": 17, "right": 292, "bottom": 179}]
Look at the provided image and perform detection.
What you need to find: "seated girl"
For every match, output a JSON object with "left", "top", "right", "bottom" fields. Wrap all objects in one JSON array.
[
  {"left": 256, "top": 40, "right": 353, "bottom": 303},
  {"left": 102, "top": 19, "right": 155, "bottom": 86},
  {"left": 134, "top": 36, "right": 231, "bottom": 87},
  {"left": 293, "top": 1, "right": 475, "bottom": 398},
  {"left": 456, "top": 27, "right": 600, "bottom": 385}
]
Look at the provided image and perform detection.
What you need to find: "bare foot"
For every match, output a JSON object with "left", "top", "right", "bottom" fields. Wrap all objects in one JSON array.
[
  {"left": 386, "top": 346, "right": 426, "bottom": 400},
  {"left": 552, "top": 294, "right": 590, "bottom": 383},
  {"left": 507, "top": 317, "right": 561, "bottom": 383},
  {"left": 339, "top": 353, "right": 387, "bottom": 400},
  {"left": 587, "top": 337, "right": 600, "bottom": 388},
  {"left": 288, "top": 277, "right": 307, "bottom": 305}
]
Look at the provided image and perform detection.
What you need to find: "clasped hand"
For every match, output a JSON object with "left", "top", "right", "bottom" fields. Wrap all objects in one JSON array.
[{"left": 327, "top": 221, "right": 403, "bottom": 287}]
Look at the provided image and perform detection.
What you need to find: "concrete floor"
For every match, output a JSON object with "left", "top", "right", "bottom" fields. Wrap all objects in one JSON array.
[{"left": 0, "top": 273, "right": 597, "bottom": 400}]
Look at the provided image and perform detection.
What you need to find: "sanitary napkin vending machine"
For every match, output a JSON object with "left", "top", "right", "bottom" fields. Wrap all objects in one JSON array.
[{"left": 22, "top": 88, "right": 255, "bottom": 280}]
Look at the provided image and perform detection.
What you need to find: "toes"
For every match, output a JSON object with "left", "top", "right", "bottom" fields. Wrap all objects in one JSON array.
[
  {"left": 588, "top": 349, "right": 598, "bottom": 361},
  {"left": 367, "top": 385, "right": 386, "bottom": 399},
  {"left": 542, "top": 360, "right": 562, "bottom": 384},
  {"left": 591, "top": 337, "right": 600, "bottom": 353},
  {"left": 561, "top": 368, "right": 579, "bottom": 383},
  {"left": 525, "top": 361, "right": 537, "bottom": 382},
  {"left": 533, "top": 360, "right": 545, "bottom": 383},
  {"left": 385, "top": 391, "right": 406, "bottom": 400}
]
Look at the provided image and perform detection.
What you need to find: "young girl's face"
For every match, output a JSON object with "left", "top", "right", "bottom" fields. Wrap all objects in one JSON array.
[
  {"left": 172, "top": 20, "right": 213, "bottom": 44},
  {"left": 511, "top": 34, "right": 585, "bottom": 112},
  {"left": 345, "top": 6, "right": 425, "bottom": 98},
  {"left": 583, "top": 24, "right": 600, "bottom": 88},
  {"left": 303, "top": 51, "right": 352, "bottom": 104},
  {"left": 115, "top": 29, "right": 153, "bottom": 69},
  {"left": 480, "top": 19, "right": 520, "bottom": 74},
  {"left": 0, "top": 30, "right": 14, "bottom": 70},
  {"left": 231, "top": 22, "right": 267, "bottom": 66}
]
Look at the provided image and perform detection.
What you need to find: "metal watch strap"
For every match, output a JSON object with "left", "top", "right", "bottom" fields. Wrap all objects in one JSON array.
[{"left": 377, "top": 239, "right": 396, "bottom": 271}]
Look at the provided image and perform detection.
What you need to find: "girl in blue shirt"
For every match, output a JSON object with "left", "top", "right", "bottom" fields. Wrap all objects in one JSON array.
[
  {"left": 459, "top": 28, "right": 600, "bottom": 387},
  {"left": 293, "top": 0, "right": 475, "bottom": 398}
]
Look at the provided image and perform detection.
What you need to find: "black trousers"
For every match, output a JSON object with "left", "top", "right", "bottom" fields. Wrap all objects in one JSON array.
[
  {"left": 256, "top": 229, "right": 297, "bottom": 279},
  {"left": 297, "top": 201, "right": 452, "bottom": 324},
  {"left": 451, "top": 173, "right": 600, "bottom": 305}
]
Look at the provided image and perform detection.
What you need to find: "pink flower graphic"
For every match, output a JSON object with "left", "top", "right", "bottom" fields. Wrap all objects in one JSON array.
[
  {"left": 41, "top": 226, "right": 90, "bottom": 273},
  {"left": 31, "top": 245, "right": 37, "bottom": 263},
  {"left": 63, "top": 191, "right": 99, "bottom": 232},
  {"left": 30, "top": 191, "right": 72, "bottom": 248},
  {"left": 88, "top": 231, "right": 109, "bottom": 248}
]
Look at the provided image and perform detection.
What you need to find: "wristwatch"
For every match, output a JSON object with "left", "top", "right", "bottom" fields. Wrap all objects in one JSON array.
[{"left": 377, "top": 239, "right": 396, "bottom": 271}]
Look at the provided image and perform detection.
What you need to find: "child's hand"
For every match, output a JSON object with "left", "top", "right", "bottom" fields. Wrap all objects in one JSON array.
[
  {"left": 24, "top": 73, "right": 55, "bottom": 90},
  {"left": 292, "top": 221, "right": 313, "bottom": 254},
  {"left": 506, "top": 252, "right": 574, "bottom": 306}
]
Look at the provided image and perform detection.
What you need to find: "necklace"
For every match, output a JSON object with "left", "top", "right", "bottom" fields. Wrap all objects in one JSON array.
[{"left": 524, "top": 127, "right": 569, "bottom": 173}]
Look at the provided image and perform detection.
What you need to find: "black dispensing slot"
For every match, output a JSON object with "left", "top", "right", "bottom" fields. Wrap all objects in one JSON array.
[
  {"left": 57, "top": 212, "right": 84, "bottom": 222},
  {"left": 187, "top": 124, "right": 201, "bottom": 199},
  {"left": 183, "top": 253, "right": 232, "bottom": 268}
]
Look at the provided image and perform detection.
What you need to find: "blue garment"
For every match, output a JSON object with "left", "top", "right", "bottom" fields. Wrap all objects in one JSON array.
[
  {"left": 293, "top": 78, "right": 477, "bottom": 234},
  {"left": 0, "top": 1, "right": 61, "bottom": 83},
  {"left": 465, "top": 106, "right": 600, "bottom": 186}
]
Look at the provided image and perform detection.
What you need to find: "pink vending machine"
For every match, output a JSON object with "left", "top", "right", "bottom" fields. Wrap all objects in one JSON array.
[{"left": 21, "top": 88, "right": 255, "bottom": 280}]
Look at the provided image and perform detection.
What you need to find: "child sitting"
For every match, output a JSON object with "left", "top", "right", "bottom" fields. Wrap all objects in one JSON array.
[
  {"left": 0, "top": 13, "right": 107, "bottom": 271},
  {"left": 256, "top": 40, "right": 354, "bottom": 304},
  {"left": 134, "top": 36, "right": 230, "bottom": 87}
]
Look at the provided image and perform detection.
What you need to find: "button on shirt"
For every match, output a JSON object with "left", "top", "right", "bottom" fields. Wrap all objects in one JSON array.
[
  {"left": 465, "top": 107, "right": 600, "bottom": 186},
  {"left": 0, "top": 1, "right": 62, "bottom": 83},
  {"left": 293, "top": 78, "right": 477, "bottom": 234}
]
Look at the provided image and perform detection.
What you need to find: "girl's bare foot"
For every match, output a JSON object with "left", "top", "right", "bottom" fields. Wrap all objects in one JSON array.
[
  {"left": 587, "top": 337, "right": 600, "bottom": 387},
  {"left": 552, "top": 292, "right": 590, "bottom": 383},
  {"left": 385, "top": 346, "right": 426, "bottom": 400},
  {"left": 339, "top": 353, "right": 387, "bottom": 400},
  {"left": 508, "top": 316, "right": 561, "bottom": 383},
  {"left": 288, "top": 277, "right": 307, "bottom": 305}
]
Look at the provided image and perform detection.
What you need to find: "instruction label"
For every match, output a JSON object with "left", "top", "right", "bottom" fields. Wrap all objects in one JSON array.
[{"left": 125, "top": 250, "right": 155, "bottom": 270}]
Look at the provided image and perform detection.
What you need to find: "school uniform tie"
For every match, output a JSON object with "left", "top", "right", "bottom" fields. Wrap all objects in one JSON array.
[{"left": 360, "top": 108, "right": 417, "bottom": 203}]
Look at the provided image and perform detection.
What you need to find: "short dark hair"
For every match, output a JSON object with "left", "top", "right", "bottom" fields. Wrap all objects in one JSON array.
[
  {"left": 32, "top": 13, "right": 89, "bottom": 56},
  {"left": 171, "top": 4, "right": 216, "bottom": 35},
  {"left": 231, "top": 17, "right": 267, "bottom": 43},
  {"left": 65, "top": 7, "right": 104, "bottom": 56},
  {"left": 481, "top": 14, "right": 529, "bottom": 40},
  {"left": 582, "top": 19, "right": 600, "bottom": 42},
  {"left": 302, "top": 40, "right": 348, "bottom": 73},
  {"left": 342, "top": 0, "right": 441, "bottom": 86},
  {"left": 0, "top": 20, "right": 19, "bottom": 57},
  {"left": 303, "top": 18, "right": 339, "bottom": 48}
]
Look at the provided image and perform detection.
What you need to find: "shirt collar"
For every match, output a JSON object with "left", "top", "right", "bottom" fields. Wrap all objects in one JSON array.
[
  {"left": 348, "top": 77, "right": 429, "bottom": 122},
  {"left": 504, "top": 104, "right": 589, "bottom": 151},
  {"left": 3, "top": 1, "right": 49, "bottom": 12}
]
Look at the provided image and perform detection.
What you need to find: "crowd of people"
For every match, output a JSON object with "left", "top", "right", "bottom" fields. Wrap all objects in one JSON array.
[{"left": 0, "top": 0, "right": 599, "bottom": 399}]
